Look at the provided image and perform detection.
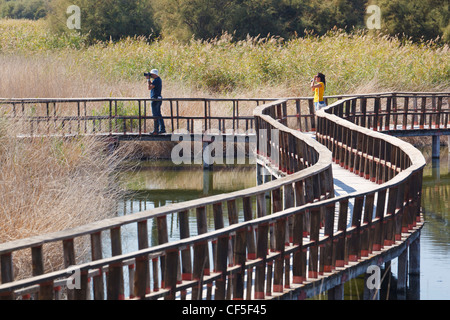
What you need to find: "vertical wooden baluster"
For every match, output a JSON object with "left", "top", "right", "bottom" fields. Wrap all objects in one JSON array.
[
  {"left": 431, "top": 95, "right": 437, "bottom": 128},
  {"left": 392, "top": 93, "right": 398, "bottom": 129},
  {"left": 255, "top": 193, "right": 268, "bottom": 299},
  {"left": 308, "top": 207, "right": 320, "bottom": 279},
  {"left": 243, "top": 196, "right": 256, "bottom": 300},
  {"left": 227, "top": 199, "right": 246, "bottom": 300},
  {"left": 361, "top": 97, "right": 367, "bottom": 128},
  {"left": 273, "top": 215, "right": 286, "bottom": 294},
  {"left": 213, "top": 203, "right": 228, "bottom": 300},
  {"left": 107, "top": 227, "right": 124, "bottom": 300},
  {"left": 385, "top": 96, "right": 391, "bottom": 131},
  {"left": 283, "top": 183, "right": 295, "bottom": 290},
  {"left": 419, "top": 96, "right": 426, "bottom": 129},
  {"left": 292, "top": 209, "right": 305, "bottom": 284},
  {"left": 401, "top": 180, "right": 412, "bottom": 234},
  {"left": 385, "top": 187, "right": 398, "bottom": 247},
  {"left": 403, "top": 96, "right": 409, "bottom": 130},
  {"left": 179, "top": 210, "right": 192, "bottom": 300},
  {"left": 323, "top": 203, "right": 335, "bottom": 273},
  {"left": 335, "top": 199, "right": 348, "bottom": 268},
  {"left": 164, "top": 248, "right": 179, "bottom": 300},
  {"left": 0, "top": 253, "right": 14, "bottom": 300},
  {"left": 32, "top": 245, "right": 53, "bottom": 300},
  {"left": 308, "top": 99, "right": 315, "bottom": 131},
  {"left": 134, "top": 221, "right": 150, "bottom": 299},
  {"left": 361, "top": 194, "right": 375, "bottom": 257},
  {"left": 157, "top": 215, "right": 169, "bottom": 289},
  {"left": 128, "top": 263, "right": 135, "bottom": 299},
  {"left": 394, "top": 183, "right": 406, "bottom": 242},
  {"left": 233, "top": 225, "right": 247, "bottom": 300},
  {"left": 373, "top": 190, "right": 387, "bottom": 252},
  {"left": 348, "top": 197, "right": 364, "bottom": 262},
  {"left": 63, "top": 238, "right": 89, "bottom": 300},
  {"left": 226, "top": 199, "right": 238, "bottom": 299},
  {"left": 373, "top": 97, "right": 380, "bottom": 131},
  {"left": 296, "top": 99, "right": 302, "bottom": 131},
  {"left": 293, "top": 181, "right": 306, "bottom": 284},
  {"left": 91, "top": 232, "right": 105, "bottom": 300},
  {"left": 436, "top": 96, "right": 443, "bottom": 129},
  {"left": 192, "top": 206, "right": 209, "bottom": 300}
]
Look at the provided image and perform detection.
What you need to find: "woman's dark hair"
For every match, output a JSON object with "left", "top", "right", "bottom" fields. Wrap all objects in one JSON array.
[{"left": 317, "top": 73, "right": 326, "bottom": 87}]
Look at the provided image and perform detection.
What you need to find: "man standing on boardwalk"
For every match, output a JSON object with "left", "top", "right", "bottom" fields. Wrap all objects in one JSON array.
[{"left": 146, "top": 69, "right": 166, "bottom": 134}]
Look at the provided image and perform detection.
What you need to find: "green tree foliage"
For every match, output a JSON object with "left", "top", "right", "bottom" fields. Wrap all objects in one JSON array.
[
  {"left": 153, "top": 0, "right": 309, "bottom": 41},
  {"left": 47, "top": 0, "right": 159, "bottom": 42},
  {"left": 377, "top": 0, "right": 449, "bottom": 43},
  {"left": 2, "top": 0, "right": 448, "bottom": 44},
  {"left": 302, "top": 0, "right": 368, "bottom": 34},
  {"left": 0, "top": 0, "right": 48, "bottom": 20}
]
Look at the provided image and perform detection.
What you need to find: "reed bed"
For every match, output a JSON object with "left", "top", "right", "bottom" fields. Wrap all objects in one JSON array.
[
  {"left": 0, "top": 19, "right": 448, "bottom": 278},
  {"left": 0, "top": 117, "right": 132, "bottom": 278},
  {"left": 1, "top": 19, "right": 448, "bottom": 98}
]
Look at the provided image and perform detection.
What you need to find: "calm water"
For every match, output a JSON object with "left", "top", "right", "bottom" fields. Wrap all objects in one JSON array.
[
  {"left": 418, "top": 146, "right": 450, "bottom": 300},
  {"left": 116, "top": 146, "right": 450, "bottom": 300}
]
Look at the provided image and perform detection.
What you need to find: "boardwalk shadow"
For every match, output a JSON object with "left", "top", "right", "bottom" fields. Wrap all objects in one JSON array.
[{"left": 333, "top": 179, "right": 357, "bottom": 196}]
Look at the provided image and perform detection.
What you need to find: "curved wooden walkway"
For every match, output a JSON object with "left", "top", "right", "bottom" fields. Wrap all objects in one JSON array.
[{"left": 0, "top": 92, "right": 448, "bottom": 300}]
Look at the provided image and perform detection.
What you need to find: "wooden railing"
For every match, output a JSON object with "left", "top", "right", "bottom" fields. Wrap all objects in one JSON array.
[
  {"left": 0, "top": 97, "right": 276, "bottom": 136},
  {"left": 0, "top": 92, "right": 438, "bottom": 300},
  {"left": 0, "top": 96, "right": 328, "bottom": 137},
  {"left": 0, "top": 100, "right": 333, "bottom": 300},
  {"left": 322, "top": 92, "right": 450, "bottom": 133}
]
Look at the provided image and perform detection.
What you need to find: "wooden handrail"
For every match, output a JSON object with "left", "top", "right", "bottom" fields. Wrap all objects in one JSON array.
[{"left": 0, "top": 92, "right": 445, "bottom": 300}]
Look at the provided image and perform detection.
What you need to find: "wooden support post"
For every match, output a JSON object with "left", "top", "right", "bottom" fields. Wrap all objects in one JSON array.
[
  {"left": 31, "top": 245, "right": 53, "bottom": 300},
  {"left": 0, "top": 253, "right": 14, "bottom": 300},
  {"left": 107, "top": 227, "right": 124, "bottom": 300},
  {"left": 63, "top": 239, "right": 76, "bottom": 300},
  {"left": 134, "top": 221, "right": 150, "bottom": 299},
  {"left": 348, "top": 197, "right": 364, "bottom": 262},
  {"left": 308, "top": 208, "right": 320, "bottom": 279},
  {"left": 409, "top": 236, "right": 420, "bottom": 276},
  {"left": 255, "top": 193, "right": 268, "bottom": 299},
  {"left": 397, "top": 248, "right": 408, "bottom": 292},
  {"left": 323, "top": 204, "right": 335, "bottom": 273},
  {"left": 273, "top": 217, "right": 286, "bottom": 293},
  {"left": 233, "top": 226, "right": 247, "bottom": 299},
  {"left": 212, "top": 204, "right": 227, "bottom": 300},
  {"left": 164, "top": 248, "right": 179, "bottom": 300},
  {"left": 90, "top": 232, "right": 104, "bottom": 299},
  {"left": 335, "top": 199, "right": 348, "bottom": 268},
  {"left": 192, "top": 206, "right": 210, "bottom": 300},
  {"left": 385, "top": 187, "right": 398, "bottom": 246},
  {"left": 179, "top": 210, "right": 192, "bottom": 286},
  {"left": 157, "top": 215, "right": 169, "bottom": 288},
  {"left": 328, "top": 283, "right": 344, "bottom": 300},
  {"left": 432, "top": 135, "right": 440, "bottom": 159},
  {"left": 373, "top": 190, "right": 387, "bottom": 252},
  {"left": 361, "top": 194, "right": 375, "bottom": 257}
]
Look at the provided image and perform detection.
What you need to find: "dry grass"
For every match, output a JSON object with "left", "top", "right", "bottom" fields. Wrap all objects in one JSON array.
[
  {"left": 0, "top": 19, "right": 448, "bottom": 278},
  {"left": 0, "top": 117, "right": 133, "bottom": 278}
]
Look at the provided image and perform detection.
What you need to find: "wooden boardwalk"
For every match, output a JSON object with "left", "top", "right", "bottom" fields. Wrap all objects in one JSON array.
[{"left": 0, "top": 92, "right": 447, "bottom": 301}]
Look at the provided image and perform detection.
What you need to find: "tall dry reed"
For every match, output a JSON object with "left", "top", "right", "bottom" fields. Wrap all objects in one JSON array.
[{"left": 0, "top": 117, "right": 131, "bottom": 278}]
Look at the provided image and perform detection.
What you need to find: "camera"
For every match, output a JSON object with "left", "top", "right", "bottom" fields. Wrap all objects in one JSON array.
[{"left": 144, "top": 72, "right": 151, "bottom": 77}]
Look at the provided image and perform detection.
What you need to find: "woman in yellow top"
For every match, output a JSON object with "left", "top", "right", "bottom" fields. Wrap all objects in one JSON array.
[{"left": 310, "top": 73, "right": 326, "bottom": 111}]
